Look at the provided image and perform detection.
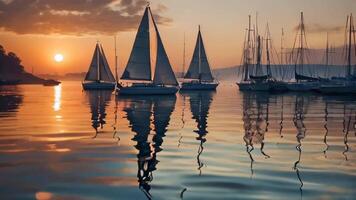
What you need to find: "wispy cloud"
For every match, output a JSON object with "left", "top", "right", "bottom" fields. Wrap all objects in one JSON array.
[
  {"left": 0, "top": 0, "right": 171, "bottom": 35},
  {"left": 294, "top": 23, "right": 343, "bottom": 33}
]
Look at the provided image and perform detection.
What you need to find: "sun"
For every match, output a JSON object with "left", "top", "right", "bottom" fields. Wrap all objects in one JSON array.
[{"left": 54, "top": 54, "right": 64, "bottom": 63}]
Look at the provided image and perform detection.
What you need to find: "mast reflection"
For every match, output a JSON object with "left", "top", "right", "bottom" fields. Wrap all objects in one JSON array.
[
  {"left": 242, "top": 92, "right": 270, "bottom": 177},
  {"left": 322, "top": 96, "right": 356, "bottom": 161},
  {"left": 86, "top": 90, "right": 112, "bottom": 137},
  {"left": 181, "top": 91, "right": 215, "bottom": 176},
  {"left": 120, "top": 95, "right": 176, "bottom": 199},
  {"left": 292, "top": 94, "right": 311, "bottom": 199}
]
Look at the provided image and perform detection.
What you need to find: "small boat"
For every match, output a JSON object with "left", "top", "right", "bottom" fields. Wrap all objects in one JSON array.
[
  {"left": 318, "top": 14, "right": 356, "bottom": 94},
  {"left": 117, "top": 4, "right": 178, "bottom": 95},
  {"left": 0, "top": 79, "right": 20, "bottom": 85},
  {"left": 286, "top": 12, "right": 320, "bottom": 92},
  {"left": 43, "top": 79, "right": 60, "bottom": 86},
  {"left": 180, "top": 26, "right": 218, "bottom": 90},
  {"left": 82, "top": 43, "right": 116, "bottom": 90}
]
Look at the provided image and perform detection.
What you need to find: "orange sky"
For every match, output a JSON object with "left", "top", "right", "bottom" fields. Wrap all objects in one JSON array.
[{"left": 0, "top": 0, "right": 355, "bottom": 75}]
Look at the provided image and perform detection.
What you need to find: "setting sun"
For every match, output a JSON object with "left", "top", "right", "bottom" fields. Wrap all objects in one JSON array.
[{"left": 54, "top": 54, "right": 64, "bottom": 63}]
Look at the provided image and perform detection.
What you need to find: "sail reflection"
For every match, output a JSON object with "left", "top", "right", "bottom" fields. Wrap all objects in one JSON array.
[
  {"left": 242, "top": 92, "right": 270, "bottom": 176},
  {"left": 120, "top": 95, "right": 176, "bottom": 199},
  {"left": 86, "top": 90, "right": 112, "bottom": 136},
  {"left": 181, "top": 91, "right": 215, "bottom": 176},
  {"left": 0, "top": 86, "right": 23, "bottom": 118}
]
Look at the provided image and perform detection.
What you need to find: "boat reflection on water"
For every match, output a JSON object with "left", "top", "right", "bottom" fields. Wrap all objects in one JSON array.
[
  {"left": 322, "top": 95, "right": 356, "bottom": 161},
  {"left": 181, "top": 91, "right": 215, "bottom": 176},
  {"left": 119, "top": 95, "right": 176, "bottom": 199},
  {"left": 292, "top": 94, "right": 311, "bottom": 198},
  {"left": 0, "top": 86, "right": 23, "bottom": 118},
  {"left": 241, "top": 91, "right": 356, "bottom": 198},
  {"left": 86, "top": 90, "right": 112, "bottom": 136},
  {"left": 242, "top": 92, "right": 270, "bottom": 176}
]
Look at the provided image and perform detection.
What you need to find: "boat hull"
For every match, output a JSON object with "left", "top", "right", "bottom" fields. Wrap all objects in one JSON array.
[
  {"left": 237, "top": 82, "right": 252, "bottom": 91},
  {"left": 82, "top": 82, "right": 115, "bottom": 90},
  {"left": 237, "top": 81, "right": 271, "bottom": 91},
  {"left": 118, "top": 86, "right": 178, "bottom": 95},
  {"left": 249, "top": 82, "right": 270, "bottom": 91},
  {"left": 180, "top": 82, "right": 218, "bottom": 90},
  {"left": 286, "top": 81, "right": 319, "bottom": 92},
  {"left": 318, "top": 82, "right": 356, "bottom": 94}
]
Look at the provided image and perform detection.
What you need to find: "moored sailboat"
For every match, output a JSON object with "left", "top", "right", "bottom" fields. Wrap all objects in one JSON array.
[
  {"left": 116, "top": 4, "right": 179, "bottom": 95},
  {"left": 180, "top": 26, "right": 218, "bottom": 90},
  {"left": 286, "top": 12, "right": 320, "bottom": 92},
  {"left": 237, "top": 15, "right": 255, "bottom": 91},
  {"left": 82, "top": 43, "right": 116, "bottom": 90},
  {"left": 318, "top": 13, "right": 356, "bottom": 94}
]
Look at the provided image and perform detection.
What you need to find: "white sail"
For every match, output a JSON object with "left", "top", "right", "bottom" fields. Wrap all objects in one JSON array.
[
  {"left": 121, "top": 7, "right": 151, "bottom": 81},
  {"left": 99, "top": 45, "right": 116, "bottom": 82},
  {"left": 150, "top": 8, "right": 178, "bottom": 86},
  {"left": 184, "top": 29, "right": 214, "bottom": 82},
  {"left": 84, "top": 44, "right": 100, "bottom": 81}
]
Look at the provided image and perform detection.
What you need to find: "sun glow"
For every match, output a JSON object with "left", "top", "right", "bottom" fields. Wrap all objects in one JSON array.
[{"left": 54, "top": 54, "right": 64, "bottom": 62}]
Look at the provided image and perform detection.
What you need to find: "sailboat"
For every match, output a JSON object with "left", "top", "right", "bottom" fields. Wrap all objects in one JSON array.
[
  {"left": 116, "top": 5, "right": 179, "bottom": 95},
  {"left": 180, "top": 26, "right": 219, "bottom": 90},
  {"left": 250, "top": 24, "right": 280, "bottom": 91},
  {"left": 318, "top": 13, "right": 356, "bottom": 94},
  {"left": 237, "top": 15, "right": 255, "bottom": 91},
  {"left": 82, "top": 43, "right": 116, "bottom": 90},
  {"left": 286, "top": 12, "right": 320, "bottom": 92}
]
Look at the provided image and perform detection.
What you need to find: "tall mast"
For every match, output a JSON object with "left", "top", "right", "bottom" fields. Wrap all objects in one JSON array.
[
  {"left": 300, "top": 12, "right": 304, "bottom": 68},
  {"left": 97, "top": 41, "right": 100, "bottom": 81},
  {"left": 114, "top": 36, "right": 118, "bottom": 82},
  {"left": 325, "top": 32, "right": 330, "bottom": 78},
  {"left": 347, "top": 13, "right": 352, "bottom": 77},
  {"left": 266, "top": 24, "right": 271, "bottom": 77},
  {"left": 182, "top": 33, "right": 186, "bottom": 78},
  {"left": 325, "top": 32, "right": 329, "bottom": 66},
  {"left": 245, "top": 15, "right": 252, "bottom": 81},
  {"left": 198, "top": 25, "right": 201, "bottom": 81},
  {"left": 256, "top": 35, "right": 262, "bottom": 75},
  {"left": 281, "top": 28, "right": 284, "bottom": 64}
]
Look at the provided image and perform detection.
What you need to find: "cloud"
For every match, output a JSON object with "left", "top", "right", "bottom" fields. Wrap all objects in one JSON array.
[
  {"left": 293, "top": 23, "right": 343, "bottom": 33},
  {"left": 0, "top": 0, "right": 171, "bottom": 35}
]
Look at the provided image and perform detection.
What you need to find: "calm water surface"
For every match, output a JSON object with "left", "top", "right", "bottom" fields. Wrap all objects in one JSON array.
[{"left": 0, "top": 81, "right": 355, "bottom": 200}]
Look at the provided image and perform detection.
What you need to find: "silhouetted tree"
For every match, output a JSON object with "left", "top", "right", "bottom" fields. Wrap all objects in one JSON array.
[{"left": 0, "top": 45, "right": 24, "bottom": 74}]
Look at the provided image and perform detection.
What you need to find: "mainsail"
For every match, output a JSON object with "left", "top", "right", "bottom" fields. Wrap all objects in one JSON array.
[
  {"left": 121, "top": 6, "right": 178, "bottom": 86},
  {"left": 85, "top": 43, "right": 116, "bottom": 82},
  {"left": 184, "top": 27, "right": 214, "bottom": 82},
  {"left": 121, "top": 7, "right": 151, "bottom": 81}
]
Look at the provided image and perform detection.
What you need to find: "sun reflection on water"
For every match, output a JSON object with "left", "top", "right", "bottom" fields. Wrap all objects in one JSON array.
[{"left": 53, "top": 85, "right": 61, "bottom": 112}]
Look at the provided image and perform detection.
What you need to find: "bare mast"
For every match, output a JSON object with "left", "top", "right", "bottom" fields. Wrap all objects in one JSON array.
[
  {"left": 266, "top": 23, "right": 272, "bottom": 77},
  {"left": 114, "top": 36, "right": 118, "bottom": 82},
  {"left": 198, "top": 25, "right": 201, "bottom": 82},
  {"left": 182, "top": 33, "right": 186, "bottom": 78},
  {"left": 97, "top": 41, "right": 100, "bottom": 81},
  {"left": 347, "top": 14, "right": 353, "bottom": 77},
  {"left": 243, "top": 15, "right": 252, "bottom": 81}
]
